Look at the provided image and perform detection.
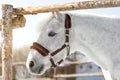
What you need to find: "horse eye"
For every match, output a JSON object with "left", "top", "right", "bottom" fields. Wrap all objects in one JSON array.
[{"left": 48, "top": 31, "right": 56, "bottom": 37}]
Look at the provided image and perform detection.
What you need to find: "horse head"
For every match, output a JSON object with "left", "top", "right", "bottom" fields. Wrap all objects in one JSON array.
[{"left": 26, "top": 13, "right": 72, "bottom": 75}]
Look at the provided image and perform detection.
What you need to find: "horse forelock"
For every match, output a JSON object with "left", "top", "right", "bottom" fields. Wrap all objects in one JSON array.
[{"left": 36, "top": 13, "right": 56, "bottom": 33}]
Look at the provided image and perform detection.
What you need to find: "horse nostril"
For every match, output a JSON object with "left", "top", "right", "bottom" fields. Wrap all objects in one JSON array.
[
  {"left": 38, "top": 64, "right": 44, "bottom": 73},
  {"left": 29, "top": 61, "right": 34, "bottom": 68}
]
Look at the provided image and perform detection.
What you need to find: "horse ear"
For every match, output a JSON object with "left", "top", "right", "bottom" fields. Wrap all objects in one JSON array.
[
  {"left": 52, "top": 12, "right": 63, "bottom": 22},
  {"left": 52, "top": 12, "right": 60, "bottom": 19},
  {"left": 52, "top": 12, "right": 58, "bottom": 19}
]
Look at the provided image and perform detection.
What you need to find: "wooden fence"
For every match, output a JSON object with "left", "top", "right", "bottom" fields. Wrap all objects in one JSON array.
[
  {"left": 0, "top": 61, "right": 104, "bottom": 80},
  {"left": 1, "top": 0, "right": 120, "bottom": 80}
]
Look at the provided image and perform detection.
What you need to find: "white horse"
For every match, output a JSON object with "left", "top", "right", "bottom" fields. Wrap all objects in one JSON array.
[{"left": 26, "top": 12, "right": 120, "bottom": 80}]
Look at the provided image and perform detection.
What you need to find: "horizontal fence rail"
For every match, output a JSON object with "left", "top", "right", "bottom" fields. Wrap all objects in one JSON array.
[
  {"left": 54, "top": 72, "right": 103, "bottom": 78},
  {"left": 13, "top": 0, "right": 120, "bottom": 15},
  {"left": 19, "top": 78, "right": 55, "bottom": 80},
  {"left": 0, "top": 61, "right": 91, "bottom": 67}
]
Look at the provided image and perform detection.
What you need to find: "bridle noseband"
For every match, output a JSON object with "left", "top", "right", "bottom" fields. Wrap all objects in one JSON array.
[{"left": 31, "top": 14, "right": 71, "bottom": 68}]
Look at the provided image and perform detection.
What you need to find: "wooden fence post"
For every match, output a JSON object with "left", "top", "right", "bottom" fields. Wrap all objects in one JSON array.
[{"left": 2, "top": 4, "right": 13, "bottom": 80}]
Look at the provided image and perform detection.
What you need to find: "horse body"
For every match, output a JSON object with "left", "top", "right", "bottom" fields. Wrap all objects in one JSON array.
[
  {"left": 69, "top": 14, "right": 120, "bottom": 80},
  {"left": 26, "top": 13, "right": 120, "bottom": 80}
]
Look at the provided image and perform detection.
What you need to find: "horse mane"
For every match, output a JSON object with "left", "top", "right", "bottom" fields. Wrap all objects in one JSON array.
[
  {"left": 64, "top": 12, "right": 120, "bottom": 19},
  {"left": 36, "top": 12, "right": 120, "bottom": 34}
]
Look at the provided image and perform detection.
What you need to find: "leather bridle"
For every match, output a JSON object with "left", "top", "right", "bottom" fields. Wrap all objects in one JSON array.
[{"left": 31, "top": 14, "right": 71, "bottom": 68}]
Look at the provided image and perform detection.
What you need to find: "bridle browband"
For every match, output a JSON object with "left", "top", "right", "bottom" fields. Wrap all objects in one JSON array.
[{"left": 31, "top": 14, "right": 71, "bottom": 68}]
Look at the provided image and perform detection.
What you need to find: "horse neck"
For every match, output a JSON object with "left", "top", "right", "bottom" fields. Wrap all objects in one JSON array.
[
  {"left": 69, "top": 14, "right": 94, "bottom": 54},
  {"left": 69, "top": 14, "right": 119, "bottom": 55}
]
